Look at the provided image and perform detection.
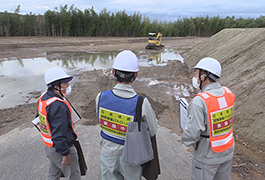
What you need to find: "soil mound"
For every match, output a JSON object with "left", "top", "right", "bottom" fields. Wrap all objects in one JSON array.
[
  {"left": 182, "top": 28, "right": 265, "bottom": 150},
  {"left": 182, "top": 29, "right": 265, "bottom": 178}
]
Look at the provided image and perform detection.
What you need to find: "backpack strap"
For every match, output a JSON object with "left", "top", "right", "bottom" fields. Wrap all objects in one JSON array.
[
  {"left": 136, "top": 95, "right": 145, "bottom": 131},
  {"left": 201, "top": 134, "right": 210, "bottom": 138}
]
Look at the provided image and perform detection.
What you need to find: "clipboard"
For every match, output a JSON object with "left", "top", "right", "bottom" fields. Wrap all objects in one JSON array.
[
  {"left": 32, "top": 117, "right": 41, "bottom": 132},
  {"left": 32, "top": 98, "right": 82, "bottom": 132},
  {"left": 179, "top": 98, "right": 189, "bottom": 131},
  {"left": 64, "top": 98, "right": 82, "bottom": 125}
]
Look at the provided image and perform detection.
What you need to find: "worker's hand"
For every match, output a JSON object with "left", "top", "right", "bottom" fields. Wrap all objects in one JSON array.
[{"left": 62, "top": 154, "right": 71, "bottom": 166}]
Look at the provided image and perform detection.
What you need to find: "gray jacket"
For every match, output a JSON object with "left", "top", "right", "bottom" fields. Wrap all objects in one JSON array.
[
  {"left": 181, "top": 82, "right": 234, "bottom": 164},
  {"left": 96, "top": 84, "right": 158, "bottom": 156}
]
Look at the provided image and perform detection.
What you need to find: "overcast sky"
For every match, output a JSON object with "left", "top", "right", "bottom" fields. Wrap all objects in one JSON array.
[{"left": 1, "top": 0, "right": 264, "bottom": 21}]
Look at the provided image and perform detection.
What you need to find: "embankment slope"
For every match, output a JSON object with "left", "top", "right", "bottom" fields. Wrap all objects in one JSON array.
[{"left": 182, "top": 28, "right": 265, "bottom": 149}]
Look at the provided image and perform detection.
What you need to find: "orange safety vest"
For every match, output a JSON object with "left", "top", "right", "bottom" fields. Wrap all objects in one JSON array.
[
  {"left": 197, "top": 86, "right": 236, "bottom": 153},
  {"left": 38, "top": 92, "right": 78, "bottom": 147}
]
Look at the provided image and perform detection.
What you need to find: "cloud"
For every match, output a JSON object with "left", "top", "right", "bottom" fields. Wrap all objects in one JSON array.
[{"left": 0, "top": 0, "right": 264, "bottom": 21}]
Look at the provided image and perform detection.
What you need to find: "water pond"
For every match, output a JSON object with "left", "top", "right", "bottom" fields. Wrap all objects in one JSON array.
[{"left": 0, "top": 49, "right": 184, "bottom": 109}]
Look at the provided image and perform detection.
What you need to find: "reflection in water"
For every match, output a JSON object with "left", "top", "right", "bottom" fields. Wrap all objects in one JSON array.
[
  {"left": 46, "top": 51, "right": 119, "bottom": 69},
  {"left": 148, "top": 54, "right": 162, "bottom": 64},
  {"left": 138, "top": 49, "right": 184, "bottom": 66},
  {"left": 0, "top": 50, "right": 184, "bottom": 109},
  {"left": 0, "top": 50, "right": 184, "bottom": 77}
]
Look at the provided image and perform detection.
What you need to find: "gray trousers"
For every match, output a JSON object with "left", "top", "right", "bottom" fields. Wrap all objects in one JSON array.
[
  {"left": 44, "top": 145, "right": 81, "bottom": 180},
  {"left": 191, "top": 158, "right": 233, "bottom": 180},
  {"left": 101, "top": 153, "right": 142, "bottom": 180}
]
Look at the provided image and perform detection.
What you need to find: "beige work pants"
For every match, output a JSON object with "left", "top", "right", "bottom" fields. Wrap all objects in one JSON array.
[
  {"left": 191, "top": 158, "right": 233, "bottom": 180},
  {"left": 101, "top": 153, "right": 142, "bottom": 180}
]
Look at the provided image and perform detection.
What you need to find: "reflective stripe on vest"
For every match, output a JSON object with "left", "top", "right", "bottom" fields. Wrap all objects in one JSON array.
[
  {"left": 38, "top": 92, "right": 77, "bottom": 147},
  {"left": 197, "top": 86, "right": 236, "bottom": 153},
  {"left": 98, "top": 90, "right": 139, "bottom": 145}
]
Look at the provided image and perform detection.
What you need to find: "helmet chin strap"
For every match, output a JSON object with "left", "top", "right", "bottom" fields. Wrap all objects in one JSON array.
[
  {"left": 52, "top": 81, "right": 65, "bottom": 97},
  {"left": 58, "top": 89, "right": 65, "bottom": 97},
  {"left": 53, "top": 87, "right": 64, "bottom": 97},
  {"left": 199, "top": 70, "right": 209, "bottom": 90}
]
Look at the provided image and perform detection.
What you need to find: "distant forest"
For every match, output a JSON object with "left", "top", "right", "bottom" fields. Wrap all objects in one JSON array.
[{"left": 1, "top": 5, "right": 265, "bottom": 37}]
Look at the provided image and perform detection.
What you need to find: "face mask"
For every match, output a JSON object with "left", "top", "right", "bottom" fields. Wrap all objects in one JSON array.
[
  {"left": 62, "top": 85, "right": 72, "bottom": 97},
  {"left": 192, "top": 77, "right": 200, "bottom": 90}
]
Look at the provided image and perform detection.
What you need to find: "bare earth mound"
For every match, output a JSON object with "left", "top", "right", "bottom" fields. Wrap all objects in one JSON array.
[{"left": 182, "top": 28, "right": 265, "bottom": 179}]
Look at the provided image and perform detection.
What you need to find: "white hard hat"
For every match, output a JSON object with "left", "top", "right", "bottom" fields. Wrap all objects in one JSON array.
[
  {"left": 192, "top": 57, "right": 221, "bottom": 78},
  {"left": 44, "top": 66, "right": 73, "bottom": 85},
  {"left": 112, "top": 50, "right": 139, "bottom": 72}
]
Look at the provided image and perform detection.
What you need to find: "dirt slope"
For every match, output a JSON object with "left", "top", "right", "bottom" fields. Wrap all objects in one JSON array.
[{"left": 182, "top": 28, "right": 265, "bottom": 179}]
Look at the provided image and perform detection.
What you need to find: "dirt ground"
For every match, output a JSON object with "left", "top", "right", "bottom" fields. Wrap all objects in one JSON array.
[{"left": 0, "top": 35, "right": 264, "bottom": 179}]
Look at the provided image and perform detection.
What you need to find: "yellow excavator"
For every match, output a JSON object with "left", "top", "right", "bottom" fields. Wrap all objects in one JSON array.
[{"left": 145, "top": 32, "right": 164, "bottom": 50}]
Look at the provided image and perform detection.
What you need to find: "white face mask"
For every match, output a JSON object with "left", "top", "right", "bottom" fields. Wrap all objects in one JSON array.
[
  {"left": 62, "top": 85, "right": 72, "bottom": 97},
  {"left": 192, "top": 77, "right": 200, "bottom": 90}
]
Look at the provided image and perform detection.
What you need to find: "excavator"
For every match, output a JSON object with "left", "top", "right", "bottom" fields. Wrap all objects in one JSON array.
[{"left": 145, "top": 32, "right": 164, "bottom": 50}]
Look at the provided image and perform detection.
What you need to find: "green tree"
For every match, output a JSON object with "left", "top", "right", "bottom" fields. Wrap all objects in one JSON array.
[
  {"left": 256, "top": 16, "right": 265, "bottom": 28},
  {"left": 44, "top": 10, "right": 58, "bottom": 36},
  {"left": 59, "top": 4, "right": 71, "bottom": 36},
  {"left": 98, "top": 7, "right": 111, "bottom": 36},
  {"left": 140, "top": 16, "right": 151, "bottom": 37},
  {"left": 1, "top": 11, "right": 11, "bottom": 36},
  {"left": 2, "top": 4, "right": 265, "bottom": 37},
  {"left": 89, "top": 7, "right": 99, "bottom": 36},
  {"left": 23, "top": 12, "right": 36, "bottom": 36},
  {"left": 10, "top": 5, "right": 22, "bottom": 36}
]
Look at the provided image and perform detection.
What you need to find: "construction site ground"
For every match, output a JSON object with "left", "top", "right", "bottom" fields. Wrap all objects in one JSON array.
[{"left": 0, "top": 30, "right": 264, "bottom": 179}]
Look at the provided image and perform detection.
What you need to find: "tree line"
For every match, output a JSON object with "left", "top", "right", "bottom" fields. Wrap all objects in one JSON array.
[{"left": 1, "top": 5, "right": 265, "bottom": 37}]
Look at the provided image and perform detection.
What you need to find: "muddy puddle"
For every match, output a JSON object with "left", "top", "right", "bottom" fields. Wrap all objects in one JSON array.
[{"left": 0, "top": 49, "right": 184, "bottom": 109}]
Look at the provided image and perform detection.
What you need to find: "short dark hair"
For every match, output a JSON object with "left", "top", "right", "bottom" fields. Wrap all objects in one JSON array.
[
  {"left": 47, "top": 80, "right": 61, "bottom": 91},
  {"left": 114, "top": 70, "right": 136, "bottom": 83}
]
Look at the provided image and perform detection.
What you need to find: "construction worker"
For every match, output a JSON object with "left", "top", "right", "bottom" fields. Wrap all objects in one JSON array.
[
  {"left": 181, "top": 57, "right": 236, "bottom": 180},
  {"left": 96, "top": 50, "right": 158, "bottom": 180},
  {"left": 37, "top": 66, "right": 81, "bottom": 180}
]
